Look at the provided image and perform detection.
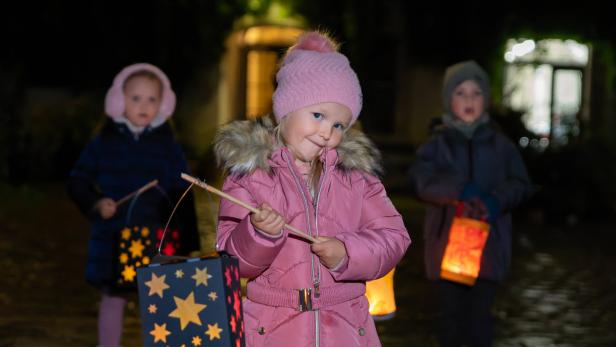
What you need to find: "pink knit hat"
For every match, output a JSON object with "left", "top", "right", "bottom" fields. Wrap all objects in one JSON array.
[
  {"left": 104, "top": 63, "right": 176, "bottom": 128},
  {"left": 273, "top": 31, "right": 362, "bottom": 123}
]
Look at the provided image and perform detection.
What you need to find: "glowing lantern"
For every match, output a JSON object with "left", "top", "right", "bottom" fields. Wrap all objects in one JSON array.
[
  {"left": 440, "top": 217, "right": 490, "bottom": 286},
  {"left": 114, "top": 226, "right": 181, "bottom": 290},
  {"left": 366, "top": 268, "right": 397, "bottom": 320}
]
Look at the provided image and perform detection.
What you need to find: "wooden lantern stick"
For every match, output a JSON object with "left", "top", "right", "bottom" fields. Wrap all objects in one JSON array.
[
  {"left": 116, "top": 179, "right": 159, "bottom": 207},
  {"left": 181, "top": 173, "right": 317, "bottom": 243}
]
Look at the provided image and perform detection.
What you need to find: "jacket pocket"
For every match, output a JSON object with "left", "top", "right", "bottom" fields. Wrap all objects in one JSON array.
[
  {"left": 243, "top": 300, "right": 269, "bottom": 347},
  {"left": 243, "top": 299, "right": 293, "bottom": 347},
  {"left": 323, "top": 296, "right": 379, "bottom": 347}
]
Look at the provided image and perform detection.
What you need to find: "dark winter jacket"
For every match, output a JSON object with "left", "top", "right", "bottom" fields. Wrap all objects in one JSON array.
[
  {"left": 67, "top": 120, "right": 199, "bottom": 287},
  {"left": 408, "top": 122, "right": 533, "bottom": 282}
]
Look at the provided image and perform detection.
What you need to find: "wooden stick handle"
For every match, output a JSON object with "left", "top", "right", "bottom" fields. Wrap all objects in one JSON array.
[
  {"left": 116, "top": 179, "right": 159, "bottom": 206},
  {"left": 181, "top": 173, "right": 317, "bottom": 243}
]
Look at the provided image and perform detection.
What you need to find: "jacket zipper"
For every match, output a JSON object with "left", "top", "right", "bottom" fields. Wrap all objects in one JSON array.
[
  {"left": 283, "top": 150, "right": 325, "bottom": 347},
  {"left": 312, "top": 155, "right": 331, "bottom": 347},
  {"left": 313, "top": 153, "right": 330, "bottom": 297},
  {"left": 467, "top": 138, "right": 474, "bottom": 180}
]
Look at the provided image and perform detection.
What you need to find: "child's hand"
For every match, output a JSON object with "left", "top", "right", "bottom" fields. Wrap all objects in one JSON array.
[
  {"left": 311, "top": 236, "right": 347, "bottom": 269},
  {"left": 250, "top": 203, "right": 285, "bottom": 236},
  {"left": 95, "top": 198, "right": 117, "bottom": 219}
]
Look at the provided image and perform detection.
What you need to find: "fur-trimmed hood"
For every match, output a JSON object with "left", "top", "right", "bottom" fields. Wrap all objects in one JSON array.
[{"left": 214, "top": 117, "right": 382, "bottom": 176}]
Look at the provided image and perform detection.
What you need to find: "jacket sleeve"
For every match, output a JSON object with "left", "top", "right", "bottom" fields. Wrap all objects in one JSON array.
[
  {"left": 66, "top": 139, "right": 103, "bottom": 219},
  {"left": 408, "top": 138, "right": 464, "bottom": 205},
  {"left": 333, "top": 175, "right": 411, "bottom": 281},
  {"left": 216, "top": 175, "right": 286, "bottom": 279},
  {"left": 491, "top": 141, "right": 535, "bottom": 212}
]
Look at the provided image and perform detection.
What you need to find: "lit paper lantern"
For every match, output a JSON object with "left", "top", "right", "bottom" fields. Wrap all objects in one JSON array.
[
  {"left": 366, "top": 268, "right": 397, "bottom": 320},
  {"left": 136, "top": 253, "right": 245, "bottom": 347},
  {"left": 440, "top": 217, "right": 490, "bottom": 286},
  {"left": 114, "top": 225, "right": 181, "bottom": 290}
]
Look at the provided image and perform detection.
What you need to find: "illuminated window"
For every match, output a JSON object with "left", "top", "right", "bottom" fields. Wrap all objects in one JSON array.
[
  {"left": 246, "top": 50, "right": 278, "bottom": 118},
  {"left": 242, "top": 26, "right": 304, "bottom": 119},
  {"left": 503, "top": 39, "right": 590, "bottom": 148}
]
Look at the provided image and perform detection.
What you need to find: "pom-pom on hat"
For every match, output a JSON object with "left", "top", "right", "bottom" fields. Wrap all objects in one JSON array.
[
  {"left": 273, "top": 31, "right": 362, "bottom": 123},
  {"left": 104, "top": 63, "right": 176, "bottom": 128}
]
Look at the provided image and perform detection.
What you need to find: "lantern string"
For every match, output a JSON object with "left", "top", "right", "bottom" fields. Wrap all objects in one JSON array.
[
  {"left": 116, "top": 179, "right": 158, "bottom": 206},
  {"left": 158, "top": 181, "right": 195, "bottom": 255},
  {"left": 125, "top": 190, "right": 141, "bottom": 226},
  {"left": 125, "top": 180, "right": 164, "bottom": 226}
]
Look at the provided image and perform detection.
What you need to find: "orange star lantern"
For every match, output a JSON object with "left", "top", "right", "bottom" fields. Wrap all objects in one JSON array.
[
  {"left": 114, "top": 225, "right": 181, "bottom": 290},
  {"left": 440, "top": 214, "right": 490, "bottom": 286},
  {"left": 365, "top": 268, "right": 397, "bottom": 320}
]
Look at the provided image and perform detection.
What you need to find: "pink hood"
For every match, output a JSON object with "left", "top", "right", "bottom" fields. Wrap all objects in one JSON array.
[
  {"left": 214, "top": 118, "right": 410, "bottom": 347},
  {"left": 104, "top": 63, "right": 176, "bottom": 128}
]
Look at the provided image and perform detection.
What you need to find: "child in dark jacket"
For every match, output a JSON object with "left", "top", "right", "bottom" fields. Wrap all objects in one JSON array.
[
  {"left": 409, "top": 60, "right": 534, "bottom": 347},
  {"left": 67, "top": 63, "right": 200, "bottom": 347}
]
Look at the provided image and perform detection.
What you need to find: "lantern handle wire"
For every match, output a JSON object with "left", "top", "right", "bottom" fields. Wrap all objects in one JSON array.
[
  {"left": 181, "top": 173, "right": 317, "bottom": 244},
  {"left": 116, "top": 179, "right": 159, "bottom": 206},
  {"left": 152, "top": 182, "right": 194, "bottom": 264}
]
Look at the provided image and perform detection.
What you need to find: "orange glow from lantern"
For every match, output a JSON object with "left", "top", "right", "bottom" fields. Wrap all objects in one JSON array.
[
  {"left": 440, "top": 217, "right": 490, "bottom": 286},
  {"left": 366, "top": 268, "right": 397, "bottom": 320}
]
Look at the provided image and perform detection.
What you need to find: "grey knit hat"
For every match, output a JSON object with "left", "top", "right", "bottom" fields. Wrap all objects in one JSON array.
[{"left": 442, "top": 60, "right": 490, "bottom": 113}]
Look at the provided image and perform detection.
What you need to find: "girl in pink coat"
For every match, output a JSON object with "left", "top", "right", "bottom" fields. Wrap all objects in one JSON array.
[{"left": 214, "top": 31, "right": 411, "bottom": 347}]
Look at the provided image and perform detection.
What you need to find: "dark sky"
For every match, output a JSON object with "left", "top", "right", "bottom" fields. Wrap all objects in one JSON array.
[
  {"left": 2, "top": 2, "right": 613, "bottom": 91},
  {"left": 1, "top": 1, "right": 239, "bottom": 92}
]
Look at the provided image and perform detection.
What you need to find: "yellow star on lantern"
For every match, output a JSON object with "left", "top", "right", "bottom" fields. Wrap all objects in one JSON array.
[
  {"left": 150, "top": 323, "right": 171, "bottom": 343},
  {"left": 208, "top": 291, "right": 218, "bottom": 301},
  {"left": 119, "top": 253, "right": 129, "bottom": 264},
  {"left": 205, "top": 323, "right": 223, "bottom": 340},
  {"left": 176, "top": 269, "right": 184, "bottom": 278},
  {"left": 121, "top": 227, "right": 131, "bottom": 240},
  {"left": 129, "top": 239, "right": 145, "bottom": 258},
  {"left": 168, "top": 292, "right": 206, "bottom": 330},
  {"left": 191, "top": 335, "right": 202, "bottom": 346},
  {"left": 145, "top": 273, "right": 169, "bottom": 298},
  {"left": 148, "top": 304, "right": 157, "bottom": 314},
  {"left": 122, "top": 265, "right": 136, "bottom": 282},
  {"left": 142, "top": 256, "right": 150, "bottom": 265},
  {"left": 141, "top": 227, "right": 150, "bottom": 237},
  {"left": 192, "top": 267, "right": 212, "bottom": 287}
]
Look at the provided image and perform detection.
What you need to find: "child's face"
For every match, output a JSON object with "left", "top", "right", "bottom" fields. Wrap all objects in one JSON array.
[
  {"left": 123, "top": 76, "right": 162, "bottom": 128},
  {"left": 281, "top": 102, "right": 352, "bottom": 164},
  {"left": 450, "top": 80, "right": 484, "bottom": 124}
]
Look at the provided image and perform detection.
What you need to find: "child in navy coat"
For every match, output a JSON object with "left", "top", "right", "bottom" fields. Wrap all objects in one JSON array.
[{"left": 67, "top": 63, "right": 199, "bottom": 347}]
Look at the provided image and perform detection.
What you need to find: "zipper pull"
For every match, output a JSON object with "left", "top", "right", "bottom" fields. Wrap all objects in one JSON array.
[{"left": 314, "top": 281, "right": 321, "bottom": 298}]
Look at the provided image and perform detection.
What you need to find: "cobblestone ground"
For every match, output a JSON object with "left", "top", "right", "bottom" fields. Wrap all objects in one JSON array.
[
  {"left": 0, "top": 184, "right": 614, "bottom": 346},
  {"left": 379, "top": 198, "right": 616, "bottom": 347}
]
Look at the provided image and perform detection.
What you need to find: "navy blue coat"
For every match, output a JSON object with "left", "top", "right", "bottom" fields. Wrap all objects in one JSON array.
[
  {"left": 409, "top": 122, "right": 534, "bottom": 282},
  {"left": 67, "top": 120, "right": 199, "bottom": 288}
]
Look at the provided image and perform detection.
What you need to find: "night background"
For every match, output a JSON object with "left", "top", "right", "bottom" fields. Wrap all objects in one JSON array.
[{"left": 1, "top": 1, "right": 615, "bottom": 346}]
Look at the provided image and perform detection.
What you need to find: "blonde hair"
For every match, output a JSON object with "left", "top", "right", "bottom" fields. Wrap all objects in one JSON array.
[{"left": 274, "top": 118, "right": 323, "bottom": 198}]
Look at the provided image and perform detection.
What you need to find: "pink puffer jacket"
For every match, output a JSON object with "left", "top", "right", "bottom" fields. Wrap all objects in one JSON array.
[{"left": 214, "top": 118, "right": 410, "bottom": 347}]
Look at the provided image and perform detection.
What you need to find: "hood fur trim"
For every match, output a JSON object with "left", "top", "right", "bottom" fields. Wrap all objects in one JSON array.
[{"left": 214, "top": 117, "right": 382, "bottom": 176}]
